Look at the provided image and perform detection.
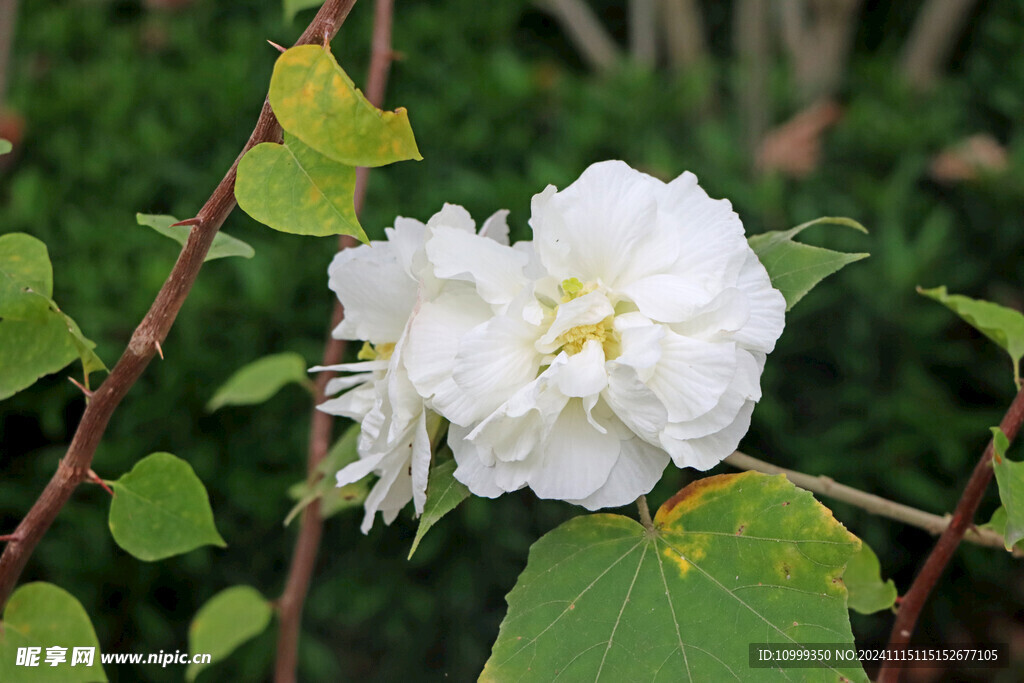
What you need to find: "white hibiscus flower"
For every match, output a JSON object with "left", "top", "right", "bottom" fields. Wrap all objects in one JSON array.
[
  {"left": 314, "top": 204, "right": 511, "bottom": 533},
  {"left": 407, "top": 160, "right": 786, "bottom": 510}
]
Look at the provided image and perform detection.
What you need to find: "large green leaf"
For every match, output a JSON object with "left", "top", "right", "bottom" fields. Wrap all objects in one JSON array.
[
  {"left": 990, "top": 427, "right": 1024, "bottom": 550},
  {"left": 108, "top": 452, "right": 226, "bottom": 561},
  {"left": 186, "top": 586, "right": 272, "bottom": 682},
  {"left": 408, "top": 458, "right": 469, "bottom": 559},
  {"left": 207, "top": 352, "right": 313, "bottom": 412},
  {"left": 136, "top": 213, "right": 254, "bottom": 261},
  {"left": 483, "top": 472, "right": 865, "bottom": 682},
  {"left": 268, "top": 44, "right": 422, "bottom": 167},
  {"left": 0, "top": 582, "right": 107, "bottom": 682},
  {"left": 0, "top": 234, "right": 105, "bottom": 399},
  {"left": 285, "top": 423, "right": 368, "bottom": 525},
  {"left": 918, "top": 286, "right": 1024, "bottom": 387},
  {"left": 980, "top": 506, "right": 1024, "bottom": 553},
  {"left": 844, "top": 541, "right": 897, "bottom": 614},
  {"left": 748, "top": 217, "right": 868, "bottom": 311},
  {"left": 235, "top": 134, "right": 366, "bottom": 241}
]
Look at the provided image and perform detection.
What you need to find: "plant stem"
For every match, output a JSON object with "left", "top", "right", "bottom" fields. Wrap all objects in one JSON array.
[
  {"left": 273, "top": 1, "right": 396, "bottom": 681},
  {"left": 636, "top": 495, "right": 654, "bottom": 530},
  {"left": 723, "top": 451, "right": 1018, "bottom": 556},
  {"left": 877, "top": 384, "right": 1024, "bottom": 682},
  {"left": 0, "top": 0, "right": 358, "bottom": 610}
]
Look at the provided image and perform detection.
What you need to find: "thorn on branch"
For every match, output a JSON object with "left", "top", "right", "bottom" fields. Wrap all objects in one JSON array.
[
  {"left": 0, "top": 533, "right": 20, "bottom": 543},
  {"left": 154, "top": 340, "right": 164, "bottom": 360},
  {"left": 169, "top": 217, "right": 201, "bottom": 229},
  {"left": 267, "top": 40, "right": 287, "bottom": 54},
  {"left": 322, "top": 28, "right": 330, "bottom": 50},
  {"left": 67, "top": 376, "right": 94, "bottom": 398},
  {"left": 86, "top": 470, "right": 115, "bottom": 498}
]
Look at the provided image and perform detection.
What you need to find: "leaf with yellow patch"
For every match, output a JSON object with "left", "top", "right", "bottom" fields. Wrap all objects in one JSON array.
[
  {"left": 235, "top": 134, "right": 366, "bottom": 241},
  {"left": 483, "top": 472, "right": 865, "bottom": 682},
  {"left": 269, "top": 44, "right": 422, "bottom": 168}
]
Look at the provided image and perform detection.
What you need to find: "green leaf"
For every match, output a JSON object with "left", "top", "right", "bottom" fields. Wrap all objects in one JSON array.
[
  {"left": 285, "top": 424, "right": 368, "bottom": 525},
  {"left": 483, "top": 471, "right": 865, "bottom": 682},
  {"left": 980, "top": 506, "right": 1024, "bottom": 553},
  {"left": 918, "top": 286, "right": 1024, "bottom": 387},
  {"left": 844, "top": 540, "right": 897, "bottom": 614},
  {"left": 268, "top": 44, "right": 422, "bottom": 167},
  {"left": 207, "top": 352, "right": 313, "bottom": 412},
  {"left": 136, "top": 214, "right": 255, "bottom": 261},
  {"left": 235, "top": 134, "right": 366, "bottom": 241},
  {"left": 0, "top": 234, "right": 106, "bottom": 399},
  {"left": 0, "top": 139, "right": 11, "bottom": 155},
  {"left": 186, "top": 586, "right": 272, "bottom": 682},
  {"left": 0, "top": 582, "right": 107, "bottom": 682},
  {"left": 990, "top": 427, "right": 1024, "bottom": 550},
  {"left": 748, "top": 217, "right": 869, "bottom": 311},
  {"left": 108, "top": 452, "right": 226, "bottom": 561},
  {"left": 408, "top": 459, "right": 469, "bottom": 559},
  {"left": 283, "top": 0, "right": 323, "bottom": 21}
]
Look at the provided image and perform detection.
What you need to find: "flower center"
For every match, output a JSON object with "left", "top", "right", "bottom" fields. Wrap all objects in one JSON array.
[
  {"left": 357, "top": 341, "right": 396, "bottom": 361},
  {"left": 553, "top": 278, "right": 623, "bottom": 359}
]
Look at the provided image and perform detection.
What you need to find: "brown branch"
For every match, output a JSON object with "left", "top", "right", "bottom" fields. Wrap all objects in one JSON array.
[
  {"left": 877, "top": 384, "right": 1024, "bottom": 683},
  {"left": 734, "top": 0, "right": 772, "bottom": 156},
  {"left": 0, "top": 0, "right": 359, "bottom": 609},
  {"left": 628, "top": 0, "right": 657, "bottom": 67},
  {"left": 0, "top": 0, "right": 17, "bottom": 110},
  {"left": 660, "top": 0, "right": 706, "bottom": 70},
  {"left": 724, "top": 451, "right": 1019, "bottom": 556},
  {"left": 273, "top": 1, "right": 395, "bottom": 680}
]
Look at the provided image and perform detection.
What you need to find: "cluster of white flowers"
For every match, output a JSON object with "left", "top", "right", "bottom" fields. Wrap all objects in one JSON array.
[{"left": 315, "top": 161, "right": 786, "bottom": 533}]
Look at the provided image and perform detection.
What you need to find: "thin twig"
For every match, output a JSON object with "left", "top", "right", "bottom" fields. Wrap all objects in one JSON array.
[
  {"left": 0, "top": 0, "right": 359, "bottom": 610},
  {"left": 724, "top": 451, "right": 1019, "bottom": 556},
  {"left": 0, "top": 0, "right": 17, "bottom": 110},
  {"left": 900, "top": 0, "right": 979, "bottom": 91},
  {"left": 273, "top": 1, "right": 396, "bottom": 680},
  {"left": 660, "top": 0, "right": 706, "bottom": 70},
  {"left": 628, "top": 0, "right": 657, "bottom": 67},
  {"left": 877, "top": 385, "right": 1024, "bottom": 683}
]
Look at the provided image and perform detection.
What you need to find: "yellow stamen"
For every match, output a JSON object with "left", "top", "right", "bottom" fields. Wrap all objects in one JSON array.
[{"left": 357, "top": 341, "right": 396, "bottom": 361}]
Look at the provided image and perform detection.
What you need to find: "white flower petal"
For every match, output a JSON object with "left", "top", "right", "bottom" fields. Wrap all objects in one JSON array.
[
  {"left": 450, "top": 424, "right": 508, "bottom": 498},
  {"left": 732, "top": 252, "right": 787, "bottom": 352},
  {"left": 357, "top": 450, "right": 411, "bottom": 534},
  {"left": 311, "top": 361, "right": 389, "bottom": 373},
  {"left": 426, "top": 203, "right": 476, "bottom": 232},
  {"left": 670, "top": 287, "right": 750, "bottom": 341},
  {"left": 479, "top": 209, "right": 511, "bottom": 245},
  {"left": 452, "top": 315, "right": 542, "bottom": 423},
  {"left": 335, "top": 452, "right": 387, "bottom": 488},
  {"left": 317, "top": 383, "right": 377, "bottom": 420},
  {"left": 410, "top": 410, "right": 431, "bottom": 514},
  {"left": 555, "top": 340, "right": 608, "bottom": 397},
  {"left": 603, "top": 364, "right": 668, "bottom": 442},
  {"left": 566, "top": 435, "right": 669, "bottom": 510},
  {"left": 525, "top": 398, "right": 620, "bottom": 500},
  {"left": 324, "top": 373, "right": 373, "bottom": 396},
  {"left": 425, "top": 225, "right": 529, "bottom": 306},
  {"left": 619, "top": 273, "right": 718, "bottom": 323},
  {"left": 661, "top": 399, "right": 755, "bottom": 470},
  {"left": 531, "top": 161, "right": 680, "bottom": 288},
  {"left": 328, "top": 243, "right": 416, "bottom": 342},
  {"left": 647, "top": 331, "right": 736, "bottom": 421}
]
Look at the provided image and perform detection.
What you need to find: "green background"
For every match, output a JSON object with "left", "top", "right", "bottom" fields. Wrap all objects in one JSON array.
[{"left": 2, "top": 0, "right": 1023, "bottom": 680}]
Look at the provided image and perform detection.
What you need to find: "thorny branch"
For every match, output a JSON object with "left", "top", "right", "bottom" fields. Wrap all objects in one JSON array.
[{"left": 0, "top": 0, "right": 359, "bottom": 608}]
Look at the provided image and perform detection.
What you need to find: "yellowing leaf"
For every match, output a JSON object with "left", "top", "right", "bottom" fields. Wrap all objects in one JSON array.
[
  {"left": 269, "top": 45, "right": 422, "bottom": 167},
  {"left": 991, "top": 427, "right": 1024, "bottom": 550},
  {"left": 235, "top": 134, "right": 366, "bottom": 241},
  {"left": 844, "top": 540, "right": 897, "bottom": 614},
  {"left": 483, "top": 472, "right": 865, "bottom": 682}
]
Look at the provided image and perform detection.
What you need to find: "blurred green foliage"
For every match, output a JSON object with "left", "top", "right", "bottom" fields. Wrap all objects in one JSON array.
[{"left": 2, "top": 0, "right": 1024, "bottom": 681}]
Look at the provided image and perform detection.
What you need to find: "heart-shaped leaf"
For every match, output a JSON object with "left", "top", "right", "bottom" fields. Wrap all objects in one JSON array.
[
  {"left": 108, "top": 452, "right": 226, "bottom": 561},
  {"left": 0, "top": 582, "right": 107, "bottom": 682},
  {"left": 483, "top": 471, "right": 865, "bottom": 681},
  {"left": 207, "top": 352, "right": 313, "bottom": 412},
  {"left": 268, "top": 44, "right": 422, "bottom": 167},
  {"left": 990, "top": 427, "right": 1024, "bottom": 550},
  {"left": 186, "top": 586, "right": 272, "bottom": 682},
  {"left": 844, "top": 540, "right": 897, "bottom": 614},
  {"left": 235, "top": 134, "right": 366, "bottom": 241}
]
